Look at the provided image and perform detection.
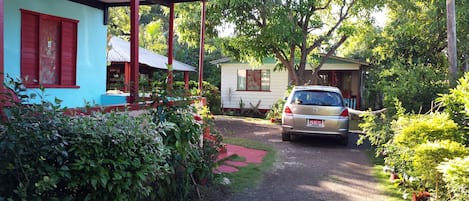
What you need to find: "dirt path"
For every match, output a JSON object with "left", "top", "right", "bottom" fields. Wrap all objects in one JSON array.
[{"left": 214, "top": 116, "right": 387, "bottom": 201}]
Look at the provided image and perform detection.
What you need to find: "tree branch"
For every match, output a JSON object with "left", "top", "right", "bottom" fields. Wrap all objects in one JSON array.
[
  {"left": 306, "top": 0, "right": 355, "bottom": 54},
  {"left": 310, "top": 35, "right": 348, "bottom": 84}
]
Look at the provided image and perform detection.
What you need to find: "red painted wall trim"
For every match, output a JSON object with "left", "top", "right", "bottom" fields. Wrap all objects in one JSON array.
[
  {"left": 129, "top": 0, "right": 139, "bottom": 103},
  {"left": 20, "top": 9, "right": 79, "bottom": 23}
]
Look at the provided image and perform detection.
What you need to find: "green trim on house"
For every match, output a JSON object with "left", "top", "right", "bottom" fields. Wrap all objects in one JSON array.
[{"left": 216, "top": 55, "right": 368, "bottom": 66}]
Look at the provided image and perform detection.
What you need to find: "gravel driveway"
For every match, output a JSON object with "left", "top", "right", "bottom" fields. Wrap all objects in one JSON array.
[{"left": 214, "top": 116, "right": 388, "bottom": 201}]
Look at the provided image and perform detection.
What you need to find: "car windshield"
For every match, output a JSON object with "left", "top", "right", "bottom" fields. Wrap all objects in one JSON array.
[{"left": 291, "top": 90, "right": 343, "bottom": 106}]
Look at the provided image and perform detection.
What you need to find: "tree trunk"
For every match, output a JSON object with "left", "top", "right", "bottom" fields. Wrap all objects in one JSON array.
[{"left": 446, "top": 0, "right": 458, "bottom": 87}]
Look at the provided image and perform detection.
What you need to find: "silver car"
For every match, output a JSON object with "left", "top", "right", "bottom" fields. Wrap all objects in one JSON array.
[{"left": 281, "top": 85, "right": 349, "bottom": 145}]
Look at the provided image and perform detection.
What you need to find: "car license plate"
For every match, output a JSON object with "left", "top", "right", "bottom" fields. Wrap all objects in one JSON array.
[{"left": 307, "top": 119, "right": 324, "bottom": 127}]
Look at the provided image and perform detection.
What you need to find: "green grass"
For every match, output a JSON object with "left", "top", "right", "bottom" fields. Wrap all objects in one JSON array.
[
  {"left": 219, "top": 137, "right": 276, "bottom": 192},
  {"left": 367, "top": 151, "right": 405, "bottom": 201}
]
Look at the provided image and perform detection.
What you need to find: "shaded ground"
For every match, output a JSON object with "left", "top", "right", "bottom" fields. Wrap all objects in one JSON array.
[{"left": 212, "top": 116, "right": 386, "bottom": 201}]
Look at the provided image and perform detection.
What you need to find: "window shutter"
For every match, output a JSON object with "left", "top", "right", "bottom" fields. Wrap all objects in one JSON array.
[
  {"left": 60, "top": 20, "right": 77, "bottom": 86},
  {"left": 20, "top": 12, "right": 39, "bottom": 85}
]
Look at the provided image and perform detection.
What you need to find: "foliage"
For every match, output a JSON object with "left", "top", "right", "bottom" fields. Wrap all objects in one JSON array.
[
  {"left": 412, "top": 140, "right": 467, "bottom": 193},
  {"left": 342, "top": 0, "right": 469, "bottom": 112},
  {"left": 0, "top": 79, "right": 171, "bottom": 201},
  {"left": 437, "top": 156, "right": 469, "bottom": 201},
  {"left": 358, "top": 80, "right": 469, "bottom": 199},
  {"left": 266, "top": 86, "right": 292, "bottom": 120},
  {"left": 358, "top": 111, "right": 393, "bottom": 156},
  {"left": 265, "top": 98, "right": 284, "bottom": 121},
  {"left": 211, "top": 0, "right": 385, "bottom": 85},
  {"left": 375, "top": 62, "right": 448, "bottom": 113},
  {"left": 437, "top": 72, "right": 469, "bottom": 145},
  {"left": 358, "top": 98, "right": 404, "bottom": 156},
  {"left": 392, "top": 113, "right": 462, "bottom": 148},
  {"left": 147, "top": 79, "right": 219, "bottom": 200},
  {"left": 173, "top": 80, "right": 222, "bottom": 114}
]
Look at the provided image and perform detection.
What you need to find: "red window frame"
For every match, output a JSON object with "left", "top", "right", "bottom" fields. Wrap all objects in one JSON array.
[
  {"left": 237, "top": 69, "right": 270, "bottom": 91},
  {"left": 20, "top": 9, "right": 79, "bottom": 88}
]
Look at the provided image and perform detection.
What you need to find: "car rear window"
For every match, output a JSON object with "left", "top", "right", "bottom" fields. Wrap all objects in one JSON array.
[{"left": 290, "top": 90, "right": 343, "bottom": 106}]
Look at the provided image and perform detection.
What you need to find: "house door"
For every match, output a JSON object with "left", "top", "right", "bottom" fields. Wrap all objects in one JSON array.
[{"left": 39, "top": 17, "right": 60, "bottom": 85}]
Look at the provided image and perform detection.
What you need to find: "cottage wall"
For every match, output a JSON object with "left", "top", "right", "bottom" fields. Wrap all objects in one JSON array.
[
  {"left": 220, "top": 63, "right": 289, "bottom": 111},
  {"left": 4, "top": 0, "right": 107, "bottom": 107}
]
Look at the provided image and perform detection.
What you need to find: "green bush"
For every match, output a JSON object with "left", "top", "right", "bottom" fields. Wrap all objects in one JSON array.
[
  {"left": 173, "top": 80, "right": 221, "bottom": 114},
  {"left": 385, "top": 112, "right": 465, "bottom": 179},
  {"left": 438, "top": 155, "right": 469, "bottom": 200},
  {"left": 266, "top": 86, "right": 292, "bottom": 121},
  {"left": 437, "top": 72, "right": 469, "bottom": 145},
  {"left": 413, "top": 140, "right": 468, "bottom": 200},
  {"left": 65, "top": 113, "right": 171, "bottom": 201},
  {"left": 392, "top": 112, "right": 462, "bottom": 148},
  {"left": 149, "top": 81, "right": 220, "bottom": 201},
  {"left": 0, "top": 91, "right": 171, "bottom": 200}
]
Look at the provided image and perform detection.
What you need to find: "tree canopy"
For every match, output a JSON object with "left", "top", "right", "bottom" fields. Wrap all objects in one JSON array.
[
  {"left": 211, "top": 0, "right": 385, "bottom": 85},
  {"left": 339, "top": 0, "right": 469, "bottom": 112}
]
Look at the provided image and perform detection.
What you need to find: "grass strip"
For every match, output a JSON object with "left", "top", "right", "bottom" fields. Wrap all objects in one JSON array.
[
  {"left": 219, "top": 137, "right": 276, "bottom": 192},
  {"left": 367, "top": 150, "right": 405, "bottom": 201}
]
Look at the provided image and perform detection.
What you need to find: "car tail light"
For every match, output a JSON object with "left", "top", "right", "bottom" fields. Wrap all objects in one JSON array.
[
  {"left": 340, "top": 108, "right": 349, "bottom": 118},
  {"left": 284, "top": 106, "right": 293, "bottom": 116}
]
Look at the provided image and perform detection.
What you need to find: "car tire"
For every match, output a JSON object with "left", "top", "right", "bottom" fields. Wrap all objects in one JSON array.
[
  {"left": 282, "top": 132, "right": 291, "bottom": 141},
  {"left": 339, "top": 133, "right": 349, "bottom": 146}
]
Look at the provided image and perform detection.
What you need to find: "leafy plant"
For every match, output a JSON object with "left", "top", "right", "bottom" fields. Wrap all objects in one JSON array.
[
  {"left": 412, "top": 140, "right": 468, "bottom": 199},
  {"left": 0, "top": 78, "right": 171, "bottom": 201},
  {"left": 437, "top": 72, "right": 469, "bottom": 145},
  {"left": 147, "top": 79, "right": 219, "bottom": 200},
  {"left": 392, "top": 113, "right": 462, "bottom": 148},
  {"left": 437, "top": 155, "right": 469, "bottom": 201}
]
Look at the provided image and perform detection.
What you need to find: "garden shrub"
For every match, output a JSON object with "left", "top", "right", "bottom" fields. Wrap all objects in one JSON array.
[
  {"left": 266, "top": 98, "right": 284, "bottom": 121},
  {"left": 174, "top": 80, "right": 222, "bottom": 114},
  {"left": 392, "top": 112, "right": 462, "bottom": 148},
  {"left": 412, "top": 140, "right": 468, "bottom": 199},
  {"left": 266, "top": 86, "right": 292, "bottom": 121},
  {"left": 148, "top": 82, "right": 221, "bottom": 201},
  {"left": 437, "top": 72, "right": 469, "bottom": 145},
  {"left": 437, "top": 155, "right": 469, "bottom": 200},
  {"left": 65, "top": 113, "right": 171, "bottom": 201},
  {"left": 0, "top": 87, "right": 171, "bottom": 201}
]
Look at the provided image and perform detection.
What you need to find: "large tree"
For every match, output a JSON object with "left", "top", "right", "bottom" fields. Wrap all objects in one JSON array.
[
  {"left": 340, "top": 0, "right": 469, "bottom": 112},
  {"left": 211, "top": 0, "right": 384, "bottom": 85}
]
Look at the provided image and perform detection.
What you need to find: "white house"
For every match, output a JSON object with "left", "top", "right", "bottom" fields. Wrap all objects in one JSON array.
[{"left": 215, "top": 56, "right": 369, "bottom": 112}]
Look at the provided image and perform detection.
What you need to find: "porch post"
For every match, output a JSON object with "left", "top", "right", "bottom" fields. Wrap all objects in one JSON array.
[
  {"left": 184, "top": 71, "right": 189, "bottom": 90},
  {"left": 124, "top": 62, "right": 131, "bottom": 92},
  {"left": 167, "top": 3, "right": 174, "bottom": 91},
  {"left": 129, "top": 0, "right": 139, "bottom": 103},
  {"left": 198, "top": 0, "right": 206, "bottom": 95},
  {"left": 0, "top": 0, "right": 4, "bottom": 90}
]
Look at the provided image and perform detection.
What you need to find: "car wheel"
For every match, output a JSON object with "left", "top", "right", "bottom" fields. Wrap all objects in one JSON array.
[
  {"left": 339, "top": 133, "right": 349, "bottom": 146},
  {"left": 282, "top": 132, "right": 291, "bottom": 141}
]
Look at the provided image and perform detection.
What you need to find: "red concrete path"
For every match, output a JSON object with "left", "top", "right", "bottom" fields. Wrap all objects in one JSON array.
[{"left": 214, "top": 144, "right": 267, "bottom": 173}]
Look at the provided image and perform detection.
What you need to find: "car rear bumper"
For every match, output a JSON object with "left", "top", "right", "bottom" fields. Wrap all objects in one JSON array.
[{"left": 281, "top": 125, "right": 349, "bottom": 137}]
